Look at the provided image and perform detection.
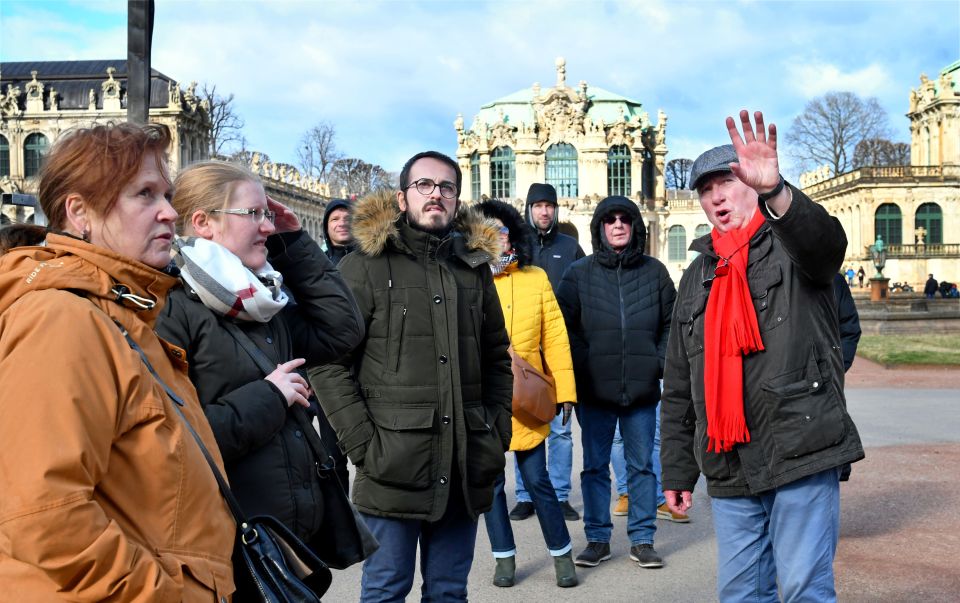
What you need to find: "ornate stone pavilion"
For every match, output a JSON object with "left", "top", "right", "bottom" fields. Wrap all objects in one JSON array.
[
  {"left": 801, "top": 60, "right": 960, "bottom": 286},
  {"left": 454, "top": 58, "right": 670, "bottom": 254},
  {"left": 1, "top": 60, "right": 331, "bottom": 238}
]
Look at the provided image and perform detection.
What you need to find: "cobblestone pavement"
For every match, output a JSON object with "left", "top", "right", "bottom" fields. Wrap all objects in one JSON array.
[{"left": 320, "top": 358, "right": 960, "bottom": 602}]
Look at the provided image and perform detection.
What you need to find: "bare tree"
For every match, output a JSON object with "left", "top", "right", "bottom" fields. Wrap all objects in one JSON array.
[
  {"left": 852, "top": 138, "right": 910, "bottom": 168},
  {"left": 785, "top": 92, "right": 891, "bottom": 176},
  {"left": 200, "top": 83, "right": 245, "bottom": 157},
  {"left": 665, "top": 158, "right": 693, "bottom": 189},
  {"left": 329, "top": 158, "right": 394, "bottom": 198},
  {"left": 297, "top": 122, "right": 342, "bottom": 182}
]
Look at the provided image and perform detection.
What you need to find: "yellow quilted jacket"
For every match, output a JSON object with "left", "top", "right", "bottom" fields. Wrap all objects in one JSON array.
[{"left": 494, "top": 263, "right": 577, "bottom": 451}]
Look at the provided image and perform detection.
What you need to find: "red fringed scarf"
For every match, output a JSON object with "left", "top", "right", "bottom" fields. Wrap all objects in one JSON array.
[{"left": 703, "top": 210, "right": 767, "bottom": 453}]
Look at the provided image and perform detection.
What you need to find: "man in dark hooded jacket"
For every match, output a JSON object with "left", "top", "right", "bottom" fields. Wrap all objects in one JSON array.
[
  {"left": 555, "top": 196, "right": 676, "bottom": 570},
  {"left": 322, "top": 198, "right": 355, "bottom": 265},
  {"left": 510, "top": 183, "right": 587, "bottom": 522}
]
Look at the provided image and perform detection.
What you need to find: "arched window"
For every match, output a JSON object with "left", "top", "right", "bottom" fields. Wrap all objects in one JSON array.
[
  {"left": 0, "top": 134, "right": 9, "bottom": 178},
  {"left": 470, "top": 152, "right": 480, "bottom": 200},
  {"left": 546, "top": 143, "right": 578, "bottom": 198},
  {"left": 915, "top": 203, "right": 942, "bottom": 245},
  {"left": 24, "top": 133, "right": 49, "bottom": 178},
  {"left": 694, "top": 224, "right": 711, "bottom": 239},
  {"left": 668, "top": 225, "right": 687, "bottom": 262},
  {"left": 874, "top": 203, "right": 902, "bottom": 246},
  {"left": 490, "top": 147, "right": 515, "bottom": 198},
  {"left": 607, "top": 144, "right": 631, "bottom": 196}
]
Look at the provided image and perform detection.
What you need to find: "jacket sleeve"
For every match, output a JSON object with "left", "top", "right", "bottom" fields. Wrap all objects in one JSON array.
[
  {"left": 833, "top": 274, "right": 862, "bottom": 372},
  {"left": 306, "top": 253, "right": 376, "bottom": 466},
  {"left": 555, "top": 263, "right": 588, "bottom": 376},
  {"left": 480, "top": 265, "right": 514, "bottom": 452},
  {"left": 759, "top": 183, "right": 846, "bottom": 286},
  {"left": 657, "top": 263, "right": 678, "bottom": 377},
  {"left": 156, "top": 291, "right": 288, "bottom": 464},
  {"left": 269, "top": 230, "right": 365, "bottom": 364},
  {"left": 660, "top": 273, "right": 701, "bottom": 493},
  {"left": 0, "top": 296, "right": 181, "bottom": 601},
  {"left": 539, "top": 271, "right": 577, "bottom": 404}
]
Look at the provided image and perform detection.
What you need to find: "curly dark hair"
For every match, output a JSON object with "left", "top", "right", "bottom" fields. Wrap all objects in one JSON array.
[{"left": 476, "top": 199, "right": 533, "bottom": 268}]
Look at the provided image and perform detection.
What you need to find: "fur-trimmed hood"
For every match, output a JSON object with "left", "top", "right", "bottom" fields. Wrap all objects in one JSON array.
[
  {"left": 350, "top": 190, "right": 502, "bottom": 265},
  {"left": 476, "top": 199, "right": 533, "bottom": 268}
]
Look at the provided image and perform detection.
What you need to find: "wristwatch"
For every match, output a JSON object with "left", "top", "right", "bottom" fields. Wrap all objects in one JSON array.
[{"left": 757, "top": 175, "right": 785, "bottom": 202}]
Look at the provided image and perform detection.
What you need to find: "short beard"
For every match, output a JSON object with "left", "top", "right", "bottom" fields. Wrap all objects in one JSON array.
[{"left": 406, "top": 214, "right": 453, "bottom": 238}]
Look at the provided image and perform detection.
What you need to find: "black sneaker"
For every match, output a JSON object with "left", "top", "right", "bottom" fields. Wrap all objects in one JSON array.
[
  {"left": 629, "top": 544, "right": 664, "bottom": 569},
  {"left": 560, "top": 500, "right": 580, "bottom": 521},
  {"left": 574, "top": 542, "right": 611, "bottom": 567},
  {"left": 509, "top": 501, "right": 535, "bottom": 521}
]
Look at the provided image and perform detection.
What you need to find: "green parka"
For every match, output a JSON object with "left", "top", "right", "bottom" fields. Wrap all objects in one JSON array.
[{"left": 308, "top": 191, "right": 513, "bottom": 521}]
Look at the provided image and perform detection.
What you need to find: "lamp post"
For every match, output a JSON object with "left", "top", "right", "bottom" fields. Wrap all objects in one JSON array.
[{"left": 869, "top": 235, "right": 890, "bottom": 301}]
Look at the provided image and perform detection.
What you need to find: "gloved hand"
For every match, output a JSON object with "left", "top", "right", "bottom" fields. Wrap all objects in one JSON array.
[{"left": 561, "top": 402, "right": 574, "bottom": 426}]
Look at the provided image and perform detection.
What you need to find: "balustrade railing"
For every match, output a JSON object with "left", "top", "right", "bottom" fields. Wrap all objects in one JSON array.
[{"left": 864, "top": 243, "right": 960, "bottom": 258}]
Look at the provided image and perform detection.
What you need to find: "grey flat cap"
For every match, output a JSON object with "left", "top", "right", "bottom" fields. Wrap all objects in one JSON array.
[{"left": 690, "top": 144, "right": 738, "bottom": 191}]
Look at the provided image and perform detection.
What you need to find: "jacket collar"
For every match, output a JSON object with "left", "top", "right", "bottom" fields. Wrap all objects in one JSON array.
[{"left": 690, "top": 222, "right": 774, "bottom": 262}]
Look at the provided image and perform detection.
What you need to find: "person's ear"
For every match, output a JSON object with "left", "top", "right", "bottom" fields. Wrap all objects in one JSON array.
[
  {"left": 64, "top": 193, "right": 90, "bottom": 239},
  {"left": 190, "top": 209, "right": 216, "bottom": 239},
  {"left": 397, "top": 190, "right": 407, "bottom": 212}
]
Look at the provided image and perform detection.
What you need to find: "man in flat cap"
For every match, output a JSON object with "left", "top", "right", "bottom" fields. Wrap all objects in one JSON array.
[{"left": 660, "top": 111, "right": 864, "bottom": 602}]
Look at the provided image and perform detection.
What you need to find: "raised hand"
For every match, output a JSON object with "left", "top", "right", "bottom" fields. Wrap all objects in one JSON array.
[
  {"left": 267, "top": 195, "right": 302, "bottom": 234},
  {"left": 265, "top": 358, "right": 311, "bottom": 408},
  {"left": 726, "top": 110, "right": 781, "bottom": 194}
]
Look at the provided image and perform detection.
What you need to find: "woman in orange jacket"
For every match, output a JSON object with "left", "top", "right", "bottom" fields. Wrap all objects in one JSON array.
[{"left": 477, "top": 199, "right": 579, "bottom": 589}]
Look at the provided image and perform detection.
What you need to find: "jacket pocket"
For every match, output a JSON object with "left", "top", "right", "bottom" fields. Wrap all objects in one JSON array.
[
  {"left": 463, "top": 406, "right": 506, "bottom": 488},
  {"left": 749, "top": 265, "right": 787, "bottom": 333},
  {"left": 693, "top": 419, "right": 733, "bottom": 480},
  {"left": 762, "top": 356, "right": 847, "bottom": 460},
  {"left": 386, "top": 303, "right": 406, "bottom": 373},
  {"left": 677, "top": 292, "right": 708, "bottom": 360},
  {"left": 364, "top": 405, "right": 435, "bottom": 489}
]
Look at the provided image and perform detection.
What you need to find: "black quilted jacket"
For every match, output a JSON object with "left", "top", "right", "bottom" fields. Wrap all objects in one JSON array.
[{"left": 555, "top": 196, "right": 676, "bottom": 409}]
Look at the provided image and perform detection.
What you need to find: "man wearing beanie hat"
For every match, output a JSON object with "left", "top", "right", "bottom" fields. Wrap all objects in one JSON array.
[
  {"left": 555, "top": 194, "right": 675, "bottom": 570},
  {"left": 660, "top": 111, "right": 864, "bottom": 602},
  {"left": 509, "top": 183, "right": 586, "bottom": 523}
]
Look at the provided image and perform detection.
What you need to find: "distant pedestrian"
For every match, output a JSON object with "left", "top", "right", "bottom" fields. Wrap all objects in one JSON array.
[
  {"left": 857, "top": 265, "right": 866, "bottom": 288},
  {"left": 925, "top": 274, "right": 939, "bottom": 299},
  {"left": 322, "top": 198, "right": 355, "bottom": 265},
  {"left": 845, "top": 267, "right": 855, "bottom": 286}
]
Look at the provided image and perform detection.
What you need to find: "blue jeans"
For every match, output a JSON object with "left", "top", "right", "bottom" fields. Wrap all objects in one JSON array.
[
  {"left": 578, "top": 403, "right": 657, "bottom": 546},
  {"left": 359, "top": 487, "right": 478, "bottom": 602},
  {"left": 711, "top": 468, "right": 841, "bottom": 603},
  {"left": 611, "top": 402, "right": 665, "bottom": 506},
  {"left": 484, "top": 442, "right": 572, "bottom": 557},
  {"left": 516, "top": 411, "right": 572, "bottom": 503}
]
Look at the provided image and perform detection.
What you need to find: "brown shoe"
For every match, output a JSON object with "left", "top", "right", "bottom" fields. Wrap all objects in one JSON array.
[
  {"left": 657, "top": 502, "right": 690, "bottom": 523},
  {"left": 613, "top": 494, "right": 629, "bottom": 516}
]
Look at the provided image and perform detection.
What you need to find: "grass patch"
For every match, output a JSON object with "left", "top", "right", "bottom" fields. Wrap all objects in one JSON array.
[{"left": 858, "top": 334, "right": 960, "bottom": 366}]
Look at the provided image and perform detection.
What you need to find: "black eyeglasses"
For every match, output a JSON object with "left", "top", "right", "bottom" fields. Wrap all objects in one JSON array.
[
  {"left": 406, "top": 178, "right": 458, "bottom": 199},
  {"left": 211, "top": 208, "right": 276, "bottom": 225},
  {"left": 602, "top": 214, "right": 633, "bottom": 226}
]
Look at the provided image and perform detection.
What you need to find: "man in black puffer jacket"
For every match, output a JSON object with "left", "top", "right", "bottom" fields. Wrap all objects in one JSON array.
[{"left": 556, "top": 196, "right": 676, "bottom": 571}]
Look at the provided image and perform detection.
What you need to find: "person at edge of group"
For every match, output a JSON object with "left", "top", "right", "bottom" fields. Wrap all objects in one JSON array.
[
  {"left": 0, "top": 123, "right": 236, "bottom": 601},
  {"left": 308, "top": 151, "right": 513, "bottom": 602},
  {"left": 477, "top": 199, "right": 579, "bottom": 589},
  {"left": 612, "top": 393, "right": 690, "bottom": 524},
  {"left": 661, "top": 110, "right": 865, "bottom": 603},
  {"left": 924, "top": 273, "right": 939, "bottom": 299},
  {"left": 323, "top": 198, "right": 356, "bottom": 265},
  {"left": 857, "top": 265, "right": 866, "bottom": 288},
  {"left": 845, "top": 266, "right": 855, "bottom": 287},
  {"left": 555, "top": 195, "right": 676, "bottom": 570},
  {"left": 833, "top": 272, "right": 862, "bottom": 482},
  {"left": 319, "top": 196, "right": 358, "bottom": 493},
  {"left": 154, "top": 161, "right": 364, "bottom": 599},
  {"left": 511, "top": 182, "right": 586, "bottom": 523}
]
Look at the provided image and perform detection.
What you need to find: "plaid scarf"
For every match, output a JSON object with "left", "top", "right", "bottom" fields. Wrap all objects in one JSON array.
[
  {"left": 173, "top": 236, "right": 288, "bottom": 323},
  {"left": 703, "top": 210, "right": 766, "bottom": 453},
  {"left": 491, "top": 252, "right": 517, "bottom": 276}
]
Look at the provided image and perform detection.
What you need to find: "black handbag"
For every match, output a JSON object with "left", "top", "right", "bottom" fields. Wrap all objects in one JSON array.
[
  {"left": 221, "top": 321, "right": 380, "bottom": 570},
  {"left": 114, "top": 320, "right": 332, "bottom": 602}
]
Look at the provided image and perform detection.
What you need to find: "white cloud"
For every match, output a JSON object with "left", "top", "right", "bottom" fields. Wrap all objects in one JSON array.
[{"left": 785, "top": 61, "right": 891, "bottom": 98}]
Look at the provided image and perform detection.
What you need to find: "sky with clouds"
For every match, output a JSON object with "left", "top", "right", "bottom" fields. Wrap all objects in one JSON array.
[{"left": 2, "top": 0, "right": 958, "bottom": 179}]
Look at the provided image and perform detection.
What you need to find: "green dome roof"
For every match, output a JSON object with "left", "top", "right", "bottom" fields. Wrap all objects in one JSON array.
[{"left": 472, "top": 84, "right": 646, "bottom": 130}]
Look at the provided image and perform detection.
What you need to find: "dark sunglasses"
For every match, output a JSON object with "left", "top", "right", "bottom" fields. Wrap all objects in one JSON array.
[{"left": 602, "top": 214, "right": 633, "bottom": 226}]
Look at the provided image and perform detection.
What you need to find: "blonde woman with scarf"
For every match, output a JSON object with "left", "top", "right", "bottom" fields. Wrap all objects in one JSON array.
[
  {"left": 476, "top": 199, "right": 579, "bottom": 589},
  {"left": 155, "top": 160, "right": 364, "bottom": 600},
  {"left": 661, "top": 111, "right": 864, "bottom": 603}
]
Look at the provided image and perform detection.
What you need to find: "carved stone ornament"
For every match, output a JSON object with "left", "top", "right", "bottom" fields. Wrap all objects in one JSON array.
[
  {"left": 1, "top": 85, "right": 22, "bottom": 117},
  {"left": 534, "top": 92, "right": 587, "bottom": 144},
  {"left": 168, "top": 81, "right": 182, "bottom": 107},
  {"left": 26, "top": 71, "right": 44, "bottom": 99},
  {"left": 101, "top": 67, "right": 119, "bottom": 99},
  {"left": 488, "top": 120, "right": 517, "bottom": 148}
]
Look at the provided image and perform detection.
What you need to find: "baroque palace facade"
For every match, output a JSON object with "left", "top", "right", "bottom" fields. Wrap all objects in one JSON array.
[{"left": 0, "top": 60, "right": 330, "bottom": 241}]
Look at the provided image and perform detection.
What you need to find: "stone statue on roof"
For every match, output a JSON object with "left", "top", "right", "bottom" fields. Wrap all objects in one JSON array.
[{"left": 555, "top": 56, "right": 566, "bottom": 89}]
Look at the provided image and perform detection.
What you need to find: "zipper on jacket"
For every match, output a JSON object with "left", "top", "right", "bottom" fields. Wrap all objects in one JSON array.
[{"left": 617, "top": 262, "right": 627, "bottom": 405}]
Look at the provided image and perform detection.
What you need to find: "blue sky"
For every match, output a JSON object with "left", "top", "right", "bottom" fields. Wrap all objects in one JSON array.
[{"left": 2, "top": 0, "right": 958, "bottom": 178}]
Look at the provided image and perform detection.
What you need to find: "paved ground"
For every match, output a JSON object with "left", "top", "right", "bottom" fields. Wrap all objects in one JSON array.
[{"left": 321, "top": 359, "right": 960, "bottom": 602}]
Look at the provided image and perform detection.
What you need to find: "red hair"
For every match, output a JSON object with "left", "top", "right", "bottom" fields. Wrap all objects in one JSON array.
[{"left": 38, "top": 122, "right": 172, "bottom": 229}]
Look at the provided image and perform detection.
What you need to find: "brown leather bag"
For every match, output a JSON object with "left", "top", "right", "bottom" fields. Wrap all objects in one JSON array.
[{"left": 508, "top": 345, "right": 557, "bottom": 428}]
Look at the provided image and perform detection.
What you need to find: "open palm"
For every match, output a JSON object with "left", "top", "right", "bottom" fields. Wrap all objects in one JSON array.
[{"left": 726, "top": 110, "right": 781, "bottom": 193}]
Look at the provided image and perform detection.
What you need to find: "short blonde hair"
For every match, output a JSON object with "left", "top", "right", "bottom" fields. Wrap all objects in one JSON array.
[{"left": 171, "top": 160, "right": 262, "bottom": 234}]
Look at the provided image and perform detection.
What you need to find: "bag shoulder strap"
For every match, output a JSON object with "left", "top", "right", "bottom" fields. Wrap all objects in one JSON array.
[
  {"left": 111, "top": 318, "right": 249, "bottom": 526},
  {"left": 219, "top": 320, "right": 335, "bottom": 469}
]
